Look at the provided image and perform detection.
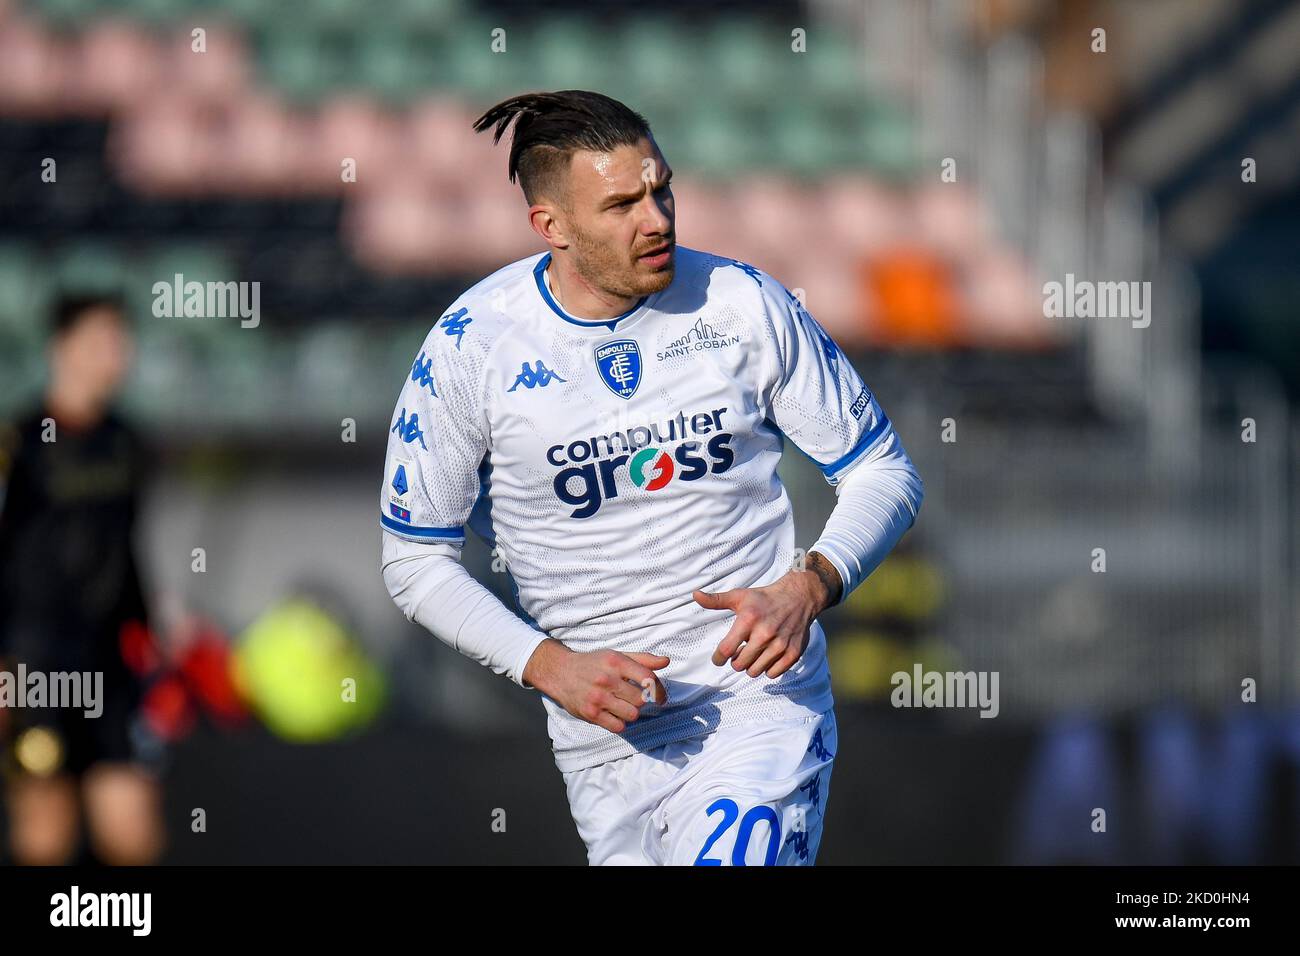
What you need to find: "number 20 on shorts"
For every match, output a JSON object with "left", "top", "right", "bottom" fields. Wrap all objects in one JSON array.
[{"left": 693, "top": 798, "right": 782, "bottom": 866}]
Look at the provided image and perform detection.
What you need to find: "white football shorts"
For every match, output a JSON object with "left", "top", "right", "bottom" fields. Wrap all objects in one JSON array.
[{"left": 562, "top": 707, "right": 837, "bottom": 865}]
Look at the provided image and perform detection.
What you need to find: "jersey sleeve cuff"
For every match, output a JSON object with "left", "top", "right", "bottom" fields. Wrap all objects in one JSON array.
[
  {"left": 380, "top": 513, "right": 466, "bottom": 543},
  {"left": 819, "top": 415, "right": 892, "bottom": 486},
  {"left": 510, "top": 630, "right": 552, "bottom": 688},
  {"left": 808, "top": 541, "right": 855, "bottom": 608}
]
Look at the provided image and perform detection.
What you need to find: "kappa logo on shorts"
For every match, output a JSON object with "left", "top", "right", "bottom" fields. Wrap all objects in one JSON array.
[
  {"left": 785, "top": 816, "right": 812, "bottom": 861},
  {"left": 799, "top": 770, "right": 824, "bottom": 812},
  {"left": 807, "top": 727, "right": 835, "bottom": 762}
]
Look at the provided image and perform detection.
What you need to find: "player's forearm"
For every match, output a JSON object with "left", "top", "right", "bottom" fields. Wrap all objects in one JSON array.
[
  {"left": 809, "top": 432, "right": 923, "bottom": 606},
  {"left": 381, "top": 533, "right": 549, "bottom": 687},
  {"left": 801, "top": 550, "right": 844, "bottom": 612},
  {"left": 519, "top": 637, "right": 572, "bottom": 694}
]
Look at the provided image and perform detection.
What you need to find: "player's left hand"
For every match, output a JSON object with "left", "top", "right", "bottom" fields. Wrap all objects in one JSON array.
[{"left": 694, "top": 552, "right": 842, "bottom": 679}]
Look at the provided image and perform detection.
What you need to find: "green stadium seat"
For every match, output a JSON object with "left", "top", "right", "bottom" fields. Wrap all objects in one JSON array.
[
  {"left": 293, "top": 0, "right": 368, "bottom": 32},
  {"left": 119, "top": 0, "right": 188, "bottom": 26},
  {"left": 615, "top": 17, "right": 705, "bottom": 106},
  {"left": 860, "top": 107, "right": 915, "bottom": 177},
  {"left": 53, "top": 243, "right": 130, "bottom": 295},
  {"left": 207, "top": 332, "right": 275, "bottom": 423},
  {"left": 442, "top": 17, "right": 527, "bottom": 98},
  {"left": 766, "top": 104, "right": 836, "bottom": 176},
  {"left": 390, "top": 0, "right": 463, "bottom": 32},
  {"left": 210, "top": 0, "right": 271, "bottom": 29},
  {"left": 0, "top": 244, "right": 51, "bottom": 336},
  {"left": 353, "top": 28, "right": 423, "bottom": 102},
  {"left": 142, "top": 245, "right": 239, "bottom": 339},
  {"left": 682, "top": 105, "right": 766, "bottom": 177},
  {"left": 29, "top": 0, "right": 102, "bottom": 27},
  {"left": 258, "top": 27, "right": 346, "bottom": 103},
  {"left": 801, "top": 32, "right": 863, "bottom": 100},
  {"left": 705, "top": 20, "right": 785, "bottom": 106},
  {"left": 533, "top": 17, "right": 612, "bottom": 93}
]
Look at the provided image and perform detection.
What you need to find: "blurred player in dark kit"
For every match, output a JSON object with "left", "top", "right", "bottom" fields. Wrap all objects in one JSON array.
[{"left": 0, "top": 294, "right": 164, "bottom": 864}]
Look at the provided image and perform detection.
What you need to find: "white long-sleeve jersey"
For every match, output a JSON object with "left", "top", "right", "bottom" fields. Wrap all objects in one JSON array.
[{"left": 379, "top": 246, "right": 922, "bottom": 772}]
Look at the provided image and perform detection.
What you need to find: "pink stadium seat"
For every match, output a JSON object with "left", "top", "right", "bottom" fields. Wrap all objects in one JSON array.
[
  {"left": 223, "top": 93, "right": 310, "bottom": 195},
  {"left": 0, "top": 16, "right": 69, "bottom": 114},
  {"left": 668, "top": 180, "right": 735, "bottom": 260},
  {"left": 965, "top": 248, "right": 1050, "bottom": 345},
  {"left": 67, "top": 21, "right": 161, "bottom": 114},
  {"left": 315, "top": 96, "right": 404, "bottom": 194},
  {"left": 404, "top": 97, "right": 481, "bottom": 186},
  {"left": 912, "top": 183, "right": 991, "bottom": 266},
  {"left": 109, "top": 92, "right": 208, "bottom": 195},
  {"left": 344, "top": 176, "right": 447, "bottom": 274},
  {"left": 817, "top": 175, "right": 904, "bottom": 254},
  {"left": 160, "top": 25, "right": 251, "bottom": 106},
  {"left": 731, "top": 175, "right": 820, "bottom": 273}
]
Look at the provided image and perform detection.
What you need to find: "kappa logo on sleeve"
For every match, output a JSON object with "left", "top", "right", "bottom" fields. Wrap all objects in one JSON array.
[
  {"left": 785, "top": 288, "right": 844, "bottom": 379},
  {"left": 391, "top": 409, "right": 427, "bottom": 450},
  {"left": 439, "top": 307, "right": 473, "bottom": 350},
  {"left": 727, "top": 258, "right": 763, "bottom": 285},
  {"left": 410, "top": 352, "right": 437, "bottom": 397}
]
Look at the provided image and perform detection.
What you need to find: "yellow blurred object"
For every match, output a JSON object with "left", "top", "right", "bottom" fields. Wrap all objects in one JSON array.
[
  {"left": 828, "top": 632, "right": 961, "bottom": 702},
  {"left": 844, "top": 554, "right": 945, "bottom": 621},
  {"left": 232, "top": 598, "right": 386, "bottom": 743},
  {"left": 14, "top": 726, "right": 64, "bottom": 777}
]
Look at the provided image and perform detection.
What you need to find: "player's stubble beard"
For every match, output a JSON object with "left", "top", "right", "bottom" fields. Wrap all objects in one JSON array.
[{"left": 568, "top": 218, "right": 675, "bottom": 301}]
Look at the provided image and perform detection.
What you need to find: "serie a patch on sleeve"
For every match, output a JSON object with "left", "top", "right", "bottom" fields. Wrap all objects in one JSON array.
[{"left": 388, "top": 456, "right": 414, "bottom": 523}]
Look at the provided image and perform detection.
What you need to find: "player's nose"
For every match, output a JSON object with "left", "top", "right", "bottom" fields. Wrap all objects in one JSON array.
[{"left": 640, "top": 198, "right": 673, "bottom": 236}]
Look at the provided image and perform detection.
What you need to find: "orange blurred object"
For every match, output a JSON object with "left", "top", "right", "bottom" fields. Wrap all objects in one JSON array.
[{"left": 863, "top": 246, "right": 963, "bottom": 347}]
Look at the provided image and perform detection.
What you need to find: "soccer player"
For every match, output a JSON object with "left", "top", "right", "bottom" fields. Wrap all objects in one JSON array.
[
  {"left": 0, "top": 294, "right": 164, "bottom": 865},
  {"left": 380, "top": 91, "right": 922, "bottom": 865}
]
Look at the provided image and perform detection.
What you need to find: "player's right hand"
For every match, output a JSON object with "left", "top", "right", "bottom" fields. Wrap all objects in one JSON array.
[{"left": 522, "top": 640, "right": 669, "bottom": 734}]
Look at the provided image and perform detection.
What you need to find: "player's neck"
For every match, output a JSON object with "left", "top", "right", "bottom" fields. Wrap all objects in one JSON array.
[{"left": 545, "top": 257, "right": 640, "bottom": 322}]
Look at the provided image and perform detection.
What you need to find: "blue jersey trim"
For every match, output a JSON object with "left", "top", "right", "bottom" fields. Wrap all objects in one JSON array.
[
  {"left": 380, "top": 513, "right": 465, "bottom": 539},
  {"left": 533, "top": 253, "right": 648, "bottom": 332},
  {"left": 821, "top": 415, "right": 892, "bottom": 482}
]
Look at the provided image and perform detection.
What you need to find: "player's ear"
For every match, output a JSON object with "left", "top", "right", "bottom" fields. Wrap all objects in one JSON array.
[{"left": 528, "top": 204, "right": 567, "bottom": 249}]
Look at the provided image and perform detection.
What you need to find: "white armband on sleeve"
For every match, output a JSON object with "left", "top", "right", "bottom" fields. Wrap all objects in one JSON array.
[
  {"left": 381, "top": 533, "right": 550, "bottom": 687},
  {"left": 809, "top": 430, "right": 924, "bottom": 605}
]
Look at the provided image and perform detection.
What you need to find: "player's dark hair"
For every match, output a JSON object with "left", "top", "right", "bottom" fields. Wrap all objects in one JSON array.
[
  {"left": 472, "top": 90, "right": 653, "bottom": 207},
  {"left": 51, "top": 292, "right": 128, "bottom": 338}
]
